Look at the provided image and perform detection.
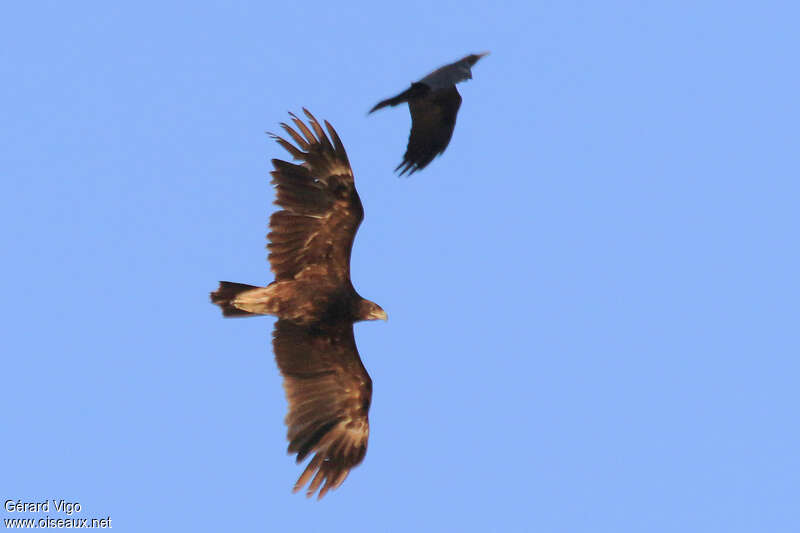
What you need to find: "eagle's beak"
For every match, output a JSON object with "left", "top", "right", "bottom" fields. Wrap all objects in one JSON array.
[{"left": 375, "top": 309, "right": 388, "bottom": 322}]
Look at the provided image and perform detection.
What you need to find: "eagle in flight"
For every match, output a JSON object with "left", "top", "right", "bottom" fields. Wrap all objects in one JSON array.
[
  {"left": 210, "top": 110, "right": 386, "bottom": 499},
  {"left": 369, "top": 52, "right": 489, "bottom": 175}
]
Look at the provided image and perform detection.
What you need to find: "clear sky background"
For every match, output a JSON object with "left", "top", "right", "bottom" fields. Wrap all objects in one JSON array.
[{"left": 3, "top": 1, "right": 799, "bottom": 531}]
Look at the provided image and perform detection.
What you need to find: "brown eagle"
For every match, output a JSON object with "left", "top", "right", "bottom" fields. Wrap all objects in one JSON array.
[
  {"left": 369, "top": 52, "right": 489, "bottom": 175},
  {"left": 210, "top": 110, "right": 387, "bottom": 499}
]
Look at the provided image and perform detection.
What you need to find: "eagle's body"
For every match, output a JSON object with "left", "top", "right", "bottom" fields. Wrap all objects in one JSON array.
[
  {"left": 369, "top": 52, "right": 488, "bottom": 175},
  {"left": 210, "top": 110, "right": 386, "bottom": 499}
]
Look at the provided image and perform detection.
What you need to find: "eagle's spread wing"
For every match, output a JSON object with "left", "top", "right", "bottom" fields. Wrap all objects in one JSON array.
[
  {"left": 268, "top": 109, "right": 362, "bottom": 283},
  {"left": 273, "top": 319, "right": 372, "bottom": 499},
  {"left": 397, "top": 86, "right": 462, "bottom": 176}
]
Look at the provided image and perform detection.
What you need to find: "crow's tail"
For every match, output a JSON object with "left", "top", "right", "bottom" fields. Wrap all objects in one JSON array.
[{"left": 368, "top": 83, "right": 428, "bottom": 113}]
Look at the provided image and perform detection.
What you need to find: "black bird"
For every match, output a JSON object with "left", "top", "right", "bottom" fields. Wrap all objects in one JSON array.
[{"left": 369, "top": 52, "right": 489, "bottom": 175}]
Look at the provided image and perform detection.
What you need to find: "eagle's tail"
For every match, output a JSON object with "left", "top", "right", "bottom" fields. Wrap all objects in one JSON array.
[
  {"left": 368, "top": 83, "right": 428, "bottom": 113},
  {"left": 210, "top": 281, "right": 260, "bottom": 317}
]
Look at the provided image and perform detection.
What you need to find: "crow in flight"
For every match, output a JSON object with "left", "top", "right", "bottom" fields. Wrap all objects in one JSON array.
[{"left": 369, "top": 52, "right": 489, "bottom": 175}]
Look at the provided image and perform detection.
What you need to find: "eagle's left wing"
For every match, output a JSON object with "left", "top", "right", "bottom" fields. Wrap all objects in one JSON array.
[{"left": 272, "top": 319, "right": 372, "bottom": 499}]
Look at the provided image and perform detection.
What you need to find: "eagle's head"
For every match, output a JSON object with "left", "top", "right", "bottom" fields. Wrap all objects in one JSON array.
[{"left": 358, "top": 300, "right": 388, "bottom": 322}]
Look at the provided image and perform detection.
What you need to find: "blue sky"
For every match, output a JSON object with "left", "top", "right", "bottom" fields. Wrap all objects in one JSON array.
[{"left": 3, "top": 1, "right": 799, "bottom": 531}]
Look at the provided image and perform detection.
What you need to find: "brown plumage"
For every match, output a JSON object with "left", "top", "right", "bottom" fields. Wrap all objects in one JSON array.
[
  {"left": 210, "top": 109, "right": 387, "bottom": 499},
  {"left": 369, "top": 52, "right": 489, "bottom": 175}
]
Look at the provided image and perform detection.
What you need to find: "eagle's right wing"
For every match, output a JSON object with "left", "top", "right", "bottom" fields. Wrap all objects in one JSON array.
[{"left": 268, "top": 110, "right": 363, "bottom": 284}]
